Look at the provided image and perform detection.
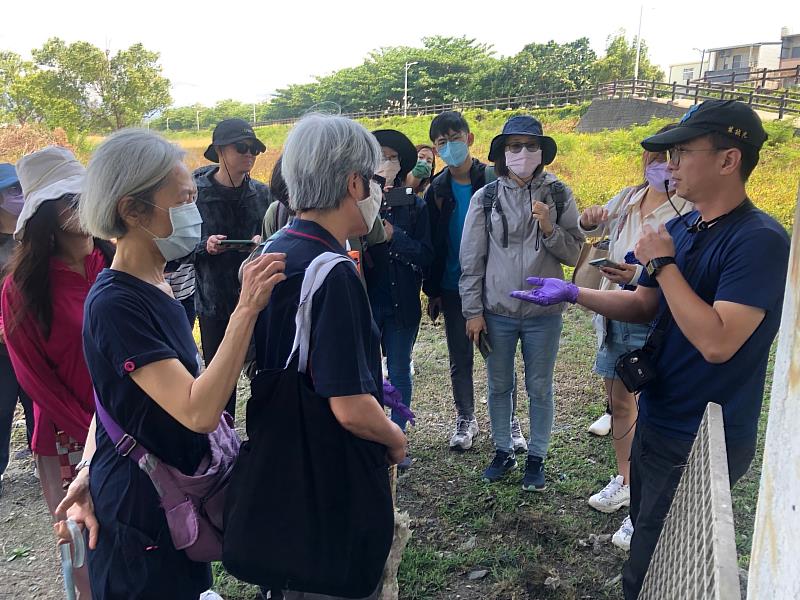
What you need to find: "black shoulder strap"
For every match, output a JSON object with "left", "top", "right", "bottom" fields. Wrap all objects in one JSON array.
[
  {"left": 548, "top": 180, "right": 567, "bottom": 224},
  {"left": 482, "top": 181, "right": 508, "bottom": 249}
]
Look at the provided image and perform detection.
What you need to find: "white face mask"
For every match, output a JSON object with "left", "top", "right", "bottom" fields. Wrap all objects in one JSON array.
[
  {"left": 143, "top": 202, "right": 203, "bottom": 261},
  {"left": 357, "top": 180, "right": 382, "bottom": 231},
  {"left": 376, "top": 159, "right": 401, "bottom": 187}
]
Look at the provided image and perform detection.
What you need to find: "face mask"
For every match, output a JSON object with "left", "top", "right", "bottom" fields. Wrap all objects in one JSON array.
[
  {"left": 357, "top": 180, "right": 382, "bottom": 231},
  {"left": 144, "top": 202, "right": 203, "bottom": 261},
  {"left": 645, "top": 161, "right": 675, "bottom": 191},
  {"left": 0, "top": 186, "right": 24, "bottom": 216},
  {"left": 505, "top": 148, "right": 542, "bottom": 180},
  {"left": 376, "top": 159, "right": 401, "bottom": 187},
  {"left": 438, "top": 141, "right": 469, "bottom": 167}
]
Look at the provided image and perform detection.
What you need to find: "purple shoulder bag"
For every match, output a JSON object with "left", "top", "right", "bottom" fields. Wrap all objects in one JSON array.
[{"left": 94, "top": 393, "right": 240, "bottom": 562}]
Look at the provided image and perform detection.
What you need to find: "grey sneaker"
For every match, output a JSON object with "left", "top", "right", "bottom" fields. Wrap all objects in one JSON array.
[
  {"left": 511, "top": 417, "right": 528, "bottom": 454},
  {"left": 449, "top": 417, "right": 479, "bottom": 451}
]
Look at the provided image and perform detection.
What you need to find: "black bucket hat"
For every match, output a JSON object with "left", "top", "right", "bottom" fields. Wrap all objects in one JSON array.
[
  {"left": 372, "top": 129, "right": 418, "bottom": 180},
  {"left": 204, "top": 118, "right": 267, "bottom": 162},
  {"left": 488, "top": 115, "right": 557, "bottom": 165},
  {"left": 641, "top": 100, "right": 767, "bottom": 152}
]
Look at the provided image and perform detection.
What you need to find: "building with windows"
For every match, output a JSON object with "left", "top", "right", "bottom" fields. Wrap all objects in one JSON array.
[
  {"left": 667, "top": 61, "right": 703, "bottom": 84},
  {"left": 702, "top": 41, "right": 781, "bottom": 85},
  {"left": 780, "top": 27, "right": 800, "bottom": 87}
]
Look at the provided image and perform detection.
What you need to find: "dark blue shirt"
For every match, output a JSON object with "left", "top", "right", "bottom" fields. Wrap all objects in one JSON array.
[
  {"left": 638, "top": 203, "right": 790, "bottom": 441},
  {"left": 83, "top": 269, "right": 211, "bottom": 598},
  {"left": 255, "top": 219, "right": 383, "bottom": 402}
]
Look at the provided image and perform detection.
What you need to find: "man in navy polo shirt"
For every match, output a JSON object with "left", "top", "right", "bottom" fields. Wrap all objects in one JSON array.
[{"left": 510, "top": 100, "right": 790, "bottom": 598}]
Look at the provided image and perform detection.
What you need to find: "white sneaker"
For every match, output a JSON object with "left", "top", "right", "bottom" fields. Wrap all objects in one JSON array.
[
  {"left": 588, "top": 412, "right": 612, "bottom": 436},
  {"left": 612, "top": 515, "right": 633, "bottom": 551},
  {"left": 449, "top": 417, "right": 479, "bottom": 451},
  {"left": 410, "top": 360, "right": 415, "bottom": 376},
  {"left": 382, "top": 356, "right": 389, "bottom": 379},
  {"left": 511, "top": 417, "right": 528, "bottom": 454},
  {"left": 589, "top": 475, "right": 630, "bottom": 513},
  {"left": 199, "top": 591, "right": 224, "bottom": 600}
]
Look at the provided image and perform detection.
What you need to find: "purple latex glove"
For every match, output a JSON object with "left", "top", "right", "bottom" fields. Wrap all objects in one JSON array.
[
  {"left": 510, "top": 277, "right": 579, "bottom": 306},
  {"left": 382, "top": 379, "right": 416, "bottom": 425}
]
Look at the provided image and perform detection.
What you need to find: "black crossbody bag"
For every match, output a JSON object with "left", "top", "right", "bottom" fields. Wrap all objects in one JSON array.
[{"left": 614, "top": 199, "right": 755, "bottom": 393}]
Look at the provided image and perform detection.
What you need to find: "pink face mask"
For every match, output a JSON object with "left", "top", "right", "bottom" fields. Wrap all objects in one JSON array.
[
  {"left": 645, "top": 161, "right": 675, "bottom": 192},
  {"left": 0, "top": 187, "right": 24, "bottom": 216},
  {"left": 505, "top": 149, "right": 542, "bottom": 180}
]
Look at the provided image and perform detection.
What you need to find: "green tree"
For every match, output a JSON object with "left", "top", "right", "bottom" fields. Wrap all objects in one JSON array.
[
  {"left": 2, "top": 38, "right": 171, "bottom": 132},
  {"left": 592, "top": 31, "right": 664, "bottom": 82}
]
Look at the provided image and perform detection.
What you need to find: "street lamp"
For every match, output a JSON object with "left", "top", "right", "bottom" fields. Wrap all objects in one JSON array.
[
  {"left": 693, "top": 47, "right": 707, "bottom": 80},
  {"left": 403, "top": 61, "right": 418, "bottom": 117},
  {"left": 633, "top": 5, "right": 643, "bottom": 80}
]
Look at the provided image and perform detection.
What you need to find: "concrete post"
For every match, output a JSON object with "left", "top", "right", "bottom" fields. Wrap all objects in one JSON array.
[{"left": 747, "top": 184, "right": 800, "bottom": 599}]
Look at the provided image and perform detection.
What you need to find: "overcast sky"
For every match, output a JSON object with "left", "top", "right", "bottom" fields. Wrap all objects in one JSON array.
[{"left": 4, "top": 0, "right": 799, "bottom": 106}]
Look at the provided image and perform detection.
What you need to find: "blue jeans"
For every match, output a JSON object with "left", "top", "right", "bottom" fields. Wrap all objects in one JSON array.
[
  {"left": 372, "top": 304, "right": 419, "bottom": 432},
  {"left": 484, "top": 312, "right": 563, "bottom": 458}
]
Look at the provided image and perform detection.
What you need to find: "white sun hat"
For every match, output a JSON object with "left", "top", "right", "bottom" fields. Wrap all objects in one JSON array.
[{"left": 15, "top": 146, "right": 85, "bottom": 240}]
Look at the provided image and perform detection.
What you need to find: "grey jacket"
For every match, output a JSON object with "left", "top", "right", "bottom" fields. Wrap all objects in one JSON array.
[{"left": 459, "top": 172, "right": 584, "bottom": 320}]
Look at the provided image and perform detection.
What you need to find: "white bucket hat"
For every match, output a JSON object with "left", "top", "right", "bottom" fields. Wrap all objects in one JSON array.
[{"left": 15, "top": 146, "right": 85, "bottom": 240}]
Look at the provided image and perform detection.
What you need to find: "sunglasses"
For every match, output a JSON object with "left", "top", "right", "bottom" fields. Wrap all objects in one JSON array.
[
  {"left": 233, "top": 141, "right": 263, "bottom": 156},
  {"left": 505, "top": 142, "right": 540, "bottom": 154}
]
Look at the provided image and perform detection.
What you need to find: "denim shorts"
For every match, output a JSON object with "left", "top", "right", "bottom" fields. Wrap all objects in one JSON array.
[{"left": 594, "top": 320, "right": 651, "bottom": 379}]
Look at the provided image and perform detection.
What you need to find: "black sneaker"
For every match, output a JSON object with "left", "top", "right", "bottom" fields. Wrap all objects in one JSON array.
[
  {"left": 522, "top": 456, "right": 546, "bottom": 492},
  {"left": 481, "top": 450, "right": 517, "bottom": 483}
]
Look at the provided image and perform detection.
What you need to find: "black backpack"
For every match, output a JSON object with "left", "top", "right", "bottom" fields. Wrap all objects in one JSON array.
[{"left": 482, "top": 178, "right": 567, "bottom": 248}]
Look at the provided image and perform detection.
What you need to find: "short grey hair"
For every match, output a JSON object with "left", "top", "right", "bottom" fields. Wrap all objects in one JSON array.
[
  {"left": 80, "top": 128, "right": 185, "bottom": 239},
  {"left": 282, "top": 114, "right": 380, "bottom": 212}
]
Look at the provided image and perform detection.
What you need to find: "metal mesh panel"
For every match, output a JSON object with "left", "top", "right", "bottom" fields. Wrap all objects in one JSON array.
[{"left": 639, "top": 402, "right": 741, "bottom": 600}]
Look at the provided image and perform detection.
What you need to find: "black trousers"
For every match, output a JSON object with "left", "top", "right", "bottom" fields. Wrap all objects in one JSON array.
[
  {"left": 198, "top": 314, "right": 237, "bottom": 418},
  {"left": 0, "top": 353, "right": 34, "bottom": 476},
  {"left": 622, "top": 422, "right": 757, "bottom": 599},
  {"left": 440, "top": 290, "right": 475, "bottom": 420}
]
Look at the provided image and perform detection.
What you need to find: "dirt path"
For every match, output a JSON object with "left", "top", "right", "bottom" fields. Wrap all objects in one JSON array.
[{"left": 0, "top": 436, "right": 64, "bottom": 600}]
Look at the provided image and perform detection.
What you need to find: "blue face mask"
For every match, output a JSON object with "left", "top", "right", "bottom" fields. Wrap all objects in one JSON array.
[
  {"left": 143, "top": 202, "right": 203, "bottom": 261},
  {"left": 438, "top": 141, "right": 469, "bottom": 167}
]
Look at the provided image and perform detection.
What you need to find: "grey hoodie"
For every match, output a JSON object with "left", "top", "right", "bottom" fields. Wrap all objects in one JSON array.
[{"left": 459, "top": 172, "right": 584, "bottom": 320}]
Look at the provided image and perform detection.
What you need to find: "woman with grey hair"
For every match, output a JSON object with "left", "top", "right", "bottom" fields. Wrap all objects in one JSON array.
[
  {"left": 246, "top": 114, "right": 406, "bottom": 599},
  {"left": 54, "top": 128, "right": 286, "bottom": 599}
]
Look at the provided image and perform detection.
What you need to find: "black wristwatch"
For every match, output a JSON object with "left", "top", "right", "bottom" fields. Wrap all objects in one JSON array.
[{"left": 646, "top": 256, "right": 676, "bottom": 277}]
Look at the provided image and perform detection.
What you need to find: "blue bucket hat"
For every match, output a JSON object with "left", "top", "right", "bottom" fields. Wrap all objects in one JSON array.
[
  {"left": 0, "top": 163, "right": 19, "bottom": 191},
  {"left": 488, "top": 115, "right": 557, "bottom": 165}
]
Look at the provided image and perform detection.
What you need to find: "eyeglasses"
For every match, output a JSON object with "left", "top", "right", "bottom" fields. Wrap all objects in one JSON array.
[
  {"left": 667, "top": 147, "right": 725, "bottom": 167},
  {"left": 381, "top": 155, "right": 400, "bottom": 164},
  {"left": 363, "top": 173, "right": 386, "bottom": 188},
  {"left": 434, "top": 134, "right": 466, "bottom": 150},
  {"left": 233, "top": 141, "right": 263, "bottom": 156},
  {"left": 1, "top": 183, "right": 22, "bottom": 196},
  {"left": 505, "top": 142, "right": 540, "bottom": 154}
]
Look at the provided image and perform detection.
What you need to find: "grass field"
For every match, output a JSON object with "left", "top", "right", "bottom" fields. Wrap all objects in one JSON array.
[
  {"left": 156, "top": 106, "right": 800, "bottom": 230},
  {"left": 208, "top": 306, "right": 772, "bottom": 600}
]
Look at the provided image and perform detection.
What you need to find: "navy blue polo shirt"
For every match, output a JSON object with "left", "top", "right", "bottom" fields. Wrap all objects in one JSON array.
[
  {"left": 637, "top": 202, "right": 790, "bottom": 441},
  {"left": 254, "top": 219, "right": 383, "bottom": 402}
]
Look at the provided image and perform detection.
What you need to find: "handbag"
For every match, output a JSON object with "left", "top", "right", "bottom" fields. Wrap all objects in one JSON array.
[
  {"left": 223, "top": 252, "right": 393, "bottom": 598},
  {"left": 572, "top": 238, "right": 609, "bottom": 290},
  {"left": 94, "top": 394, "right": 240, "bottom": 563}
]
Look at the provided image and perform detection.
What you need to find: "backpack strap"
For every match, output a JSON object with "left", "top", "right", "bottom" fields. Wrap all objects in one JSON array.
[
  {"left": 547, "top": 180, "right": 567, "bottom": 224},
  {"left": 287, "top": 252, "right": 358, "bottom": 373},
  {"left": 94, "top": 391, "right": 148, "bottom": 463},
  {"left": 484, "top": 164, "right": 497, "bottom": 185},
  {"left": 482, "top": 181, "right": 508, "bottom": 249}
]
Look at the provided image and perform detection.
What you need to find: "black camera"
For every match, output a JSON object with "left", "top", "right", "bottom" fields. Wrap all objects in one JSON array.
[{"left": 382, "top": 187, "right": 415, "bottom": 210}]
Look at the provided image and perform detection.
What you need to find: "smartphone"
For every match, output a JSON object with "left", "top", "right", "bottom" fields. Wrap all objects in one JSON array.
[
  {"left": 478, "top": 331, "right": 493, "bottom": 360},
  {"left": 384, "top": 187, "right": 416, "bottom": 208},
  {"left": 589, "top": 257, "right": 622, "bottom": 269},
  {"left": 218, "top": 239, "right": 256, "bottom": 247}
]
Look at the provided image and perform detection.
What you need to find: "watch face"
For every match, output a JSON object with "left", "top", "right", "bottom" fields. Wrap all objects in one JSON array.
[{"left": 646, "top": 262, "right": 657, "bottom": 277}]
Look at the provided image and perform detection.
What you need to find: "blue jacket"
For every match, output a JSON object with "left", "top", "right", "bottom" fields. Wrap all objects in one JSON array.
[{"left": 365, "top": 195, "right": 433, "bottom": 328}]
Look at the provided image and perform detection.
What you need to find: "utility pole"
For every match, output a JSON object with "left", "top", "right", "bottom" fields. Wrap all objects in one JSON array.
[
  {"left": 404, "top": 61, "right": 419, "bottom": 117},
  {"left": 196, "top": 109, "right": 200, "bottom": 132},
  {"left": 633, "top": 4, "right": 643, "bottom": 81},
  {"left": 253, "top": 103, "right": 256, "bottom": 124}
]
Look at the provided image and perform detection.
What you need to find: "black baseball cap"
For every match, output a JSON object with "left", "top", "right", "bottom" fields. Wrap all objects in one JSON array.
[
  {"left": 641, "top": 100, "right": 767, "bottom": 152},
  {"left": 204, "top": 118, "right": 266, "bottom": 162}
]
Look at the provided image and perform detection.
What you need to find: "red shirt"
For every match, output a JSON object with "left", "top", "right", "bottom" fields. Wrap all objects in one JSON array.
[{"left": 1, "top": 248, "right": 106, "bottom": 455}]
